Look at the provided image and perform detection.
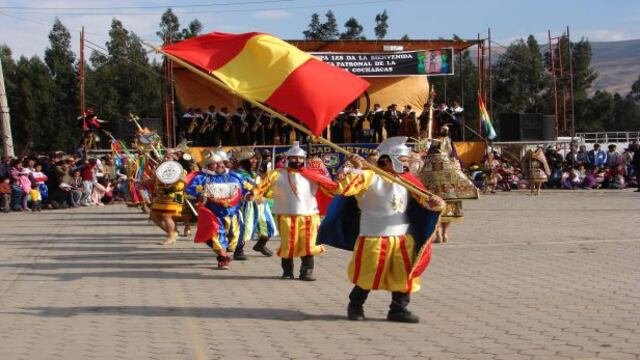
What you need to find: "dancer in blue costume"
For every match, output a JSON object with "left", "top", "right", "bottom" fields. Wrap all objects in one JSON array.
[{"left": 185, "top": 150, "right": 250, "bottom": 270}]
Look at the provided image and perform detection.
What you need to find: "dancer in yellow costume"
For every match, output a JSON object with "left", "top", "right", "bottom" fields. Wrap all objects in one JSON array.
[
  {"left": 150, "top": 155, "right": 187, "bottom": 246},
  {"left": 323, "top": 137, "right": 445, "bottom": 323},
  {"left": 252, "top": 142, "right": 336, "bottom": 281}
]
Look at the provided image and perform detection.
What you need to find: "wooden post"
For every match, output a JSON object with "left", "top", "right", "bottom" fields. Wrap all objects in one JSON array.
[
  {"left": 0, "top": 57, "right": 15, "bottom": 157},
  {"left": 567, "top": 26, "right": 576, "bottom": 138},
  {"left": 79, "top": 27, "right": 85, "bottom": 116},
  {"left": 548, "top": 30, "right": 559, "bottom": 140}
]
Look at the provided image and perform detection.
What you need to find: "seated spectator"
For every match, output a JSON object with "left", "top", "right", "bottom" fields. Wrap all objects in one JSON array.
[
  {"left": 588, "top": 143, "right": 607, "bottom": 168},
  {"left": 606, "top": 144, "right": 620, "bottom": 168},
  {"left": 593, "top": 166, "right": 606, "bottom": 188},
  {"left": 9, "top": 177, "right": 23, "bottom": 211},
  {"left": 91, "top": 177, "right": 112, "bottom": 205},
  {"left": 608, "top": 165, "right": 626, "bottom": 189},
  {"left": 561, "top": 166, "right": 581, "bottom": 189},
  {"left": 576, "top": 145, "right": 589, "bottom": 164},
  {"left": 0, "top": 177, "right": 10, "bottom": 212},
  {"left": 581, "top": 167, "right": 598, "bottom": 189},
  {"left": 545, "top": 146, "right": 563, "bottom": 188}
]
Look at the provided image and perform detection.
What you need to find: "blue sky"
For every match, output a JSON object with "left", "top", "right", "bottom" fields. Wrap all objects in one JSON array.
[{"left": 0, "top": 0, "right": 639, "bottom": 58}]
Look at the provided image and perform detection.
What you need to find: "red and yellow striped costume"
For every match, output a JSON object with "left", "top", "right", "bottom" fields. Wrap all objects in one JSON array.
[
  {"left": 254, "top": 169, "right": 331, "bottom": 259},
  {"left": 275, "top": 214, "right": 324, "bottom": 258},
  {"left": 338, "top": 170, "right": 426, "bottom": 293}
]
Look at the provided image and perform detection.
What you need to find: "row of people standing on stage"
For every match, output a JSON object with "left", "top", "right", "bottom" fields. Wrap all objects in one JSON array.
[
  {"left": 178, "top": 101, "right": 466, "bottom": 147},
  {"left": 329, "top": 101, "right": 465, "bottom": 144},
  {"left": 178, "top": 106, "right": 306, "bottom": 147}
]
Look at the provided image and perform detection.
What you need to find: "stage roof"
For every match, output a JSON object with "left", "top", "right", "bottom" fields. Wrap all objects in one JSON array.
[{"left": 286, "top": 39, "right": 481, "bottom": 53}]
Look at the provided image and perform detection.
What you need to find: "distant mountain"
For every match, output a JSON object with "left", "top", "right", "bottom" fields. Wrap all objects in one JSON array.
[
  {"left": 590, "top": 39, "right": 640, "bottom": 94},
  {"left": 483, "top": 39, "right": 640, "bottom": 95}
]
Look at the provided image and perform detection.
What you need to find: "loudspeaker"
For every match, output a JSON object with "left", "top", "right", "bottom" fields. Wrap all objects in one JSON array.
[
  {"left": 498, "top": 113, "right": 555, "bottom": 141},
  {"left": 541, "top": 115, "right": 556, "bottom": 141}
]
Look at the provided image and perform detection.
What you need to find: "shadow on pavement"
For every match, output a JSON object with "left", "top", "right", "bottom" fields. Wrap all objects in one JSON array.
[
  {"left": 10, "top": 306, "right": 348, "bottom": 322},
  {"left": 18, "top": 270, "right": 280, "bottom": 281}
]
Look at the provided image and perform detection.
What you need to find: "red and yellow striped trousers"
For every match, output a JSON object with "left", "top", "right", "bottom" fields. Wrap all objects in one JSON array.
[
  {"left": 276, "top": 215, "right": 325, "bottom": 258},
  {"left": 348, "top": 235, "right": 420, "bottom": 293}
]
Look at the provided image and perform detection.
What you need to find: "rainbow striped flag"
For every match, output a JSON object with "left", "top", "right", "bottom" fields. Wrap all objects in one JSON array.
[
  {"left": 162, "top": 32, "right": 369, "bottom": 136},
  {"left": 479, "top": 97, "right": 497, "bottom": 140}
]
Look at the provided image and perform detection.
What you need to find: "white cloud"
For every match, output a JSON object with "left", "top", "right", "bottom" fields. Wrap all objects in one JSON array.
[
  {"left": 575, "top": 29, "right": 628, "bottom": 42},
  {"left": 251, "top": 10, "right": 291, "bottom": 20}
]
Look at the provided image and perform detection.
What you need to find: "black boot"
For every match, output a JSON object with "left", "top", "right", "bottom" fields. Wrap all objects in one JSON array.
[
  {"left": 233, "top": 239, "right": 248, "bottom": 260},
  {"left": 233, "top": 248, "right": 248, "bottom": 261},
  {"left": 298, "top": 255, "right": 316, "bottom": 281},
  {"left": 347, "top": 286, "right": 369, "bottom": 321},
  {"left": 253, "top": 236, "right": 273, "bottom": 257},
  {"left": 387, "top": 292, "right": 419, "bottom": 323},
  {"left": 281, "top": 258, "right": 294, "bottom": 279}
]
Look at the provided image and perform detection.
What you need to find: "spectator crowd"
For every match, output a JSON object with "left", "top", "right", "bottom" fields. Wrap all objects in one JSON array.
[
  {"left": 0, "top": 152, "right": 120, "bottom": 213},
  {"left": 2, "top": 136, "right": 639, "bottom": 214},
  {"left": 468, "top": 141, "right": 640, "bottom": 193}
]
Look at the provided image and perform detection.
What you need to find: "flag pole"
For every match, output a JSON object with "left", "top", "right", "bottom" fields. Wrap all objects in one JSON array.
[{"left": 145, "top": 42, "right": 436, "bottom": 200}]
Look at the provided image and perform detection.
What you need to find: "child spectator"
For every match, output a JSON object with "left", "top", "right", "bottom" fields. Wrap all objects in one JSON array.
[
  {"left": 0, "top": 177, "right": 10, "bottom": 212},
  {"left": 29, "top": 183, "right": 42, "bottom": 212},
  {"left": 10, "top": 178, "right": 23, "bottom": 211},
  {"left": 30, "top": 164, "right": 48, "bottom": 202},
  {"left": 10, "top": 159, "right": 31, "bottom": 210}
]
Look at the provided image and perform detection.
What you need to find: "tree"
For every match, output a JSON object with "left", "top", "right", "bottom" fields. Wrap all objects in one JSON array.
[
  {"left": 181, "top": 19, "right": 203, "bottom": 39},
  {"left": 87, "top": 18, "right": 161, "bottom": 138},
  {"left": 400, "top": 34, "right": 410, "bottom": 41},
  {"left": 44, "top": 18, "right": 78, "bottom": 151},
  {"left": 493, "top": 36, "right": 549, "bottom": 114},
  {"left": 10, "top": 56, "right": 57, "bottom": 153},
  {"left": 374, "top": 10, "right": 389, "bottom": 40},
  {"left": 157, "top": 8, "right": 181, "bottom": 44},
  {"left": 582, "top": 90, "right": 614, "bottom": 131},
  {"left": 340, "top": 17, "right": 365, "bottom": 40},
  {"left": 547, "top": 36, "right": 598, "bottom": 132},
  {"left": 612, "top": 93, "right": 640, "bottom": 131},
  {"left": 630, "top": 74, "right": 640, "bottom": 100},
  {"left": 321, "top": 11, "right": 339, "bottom": 40},
  {"left": 303, "top": 13, "right": 323, "bottom": 40}
]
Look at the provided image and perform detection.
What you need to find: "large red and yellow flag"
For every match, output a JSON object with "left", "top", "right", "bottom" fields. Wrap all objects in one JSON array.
[{"left": 162, "top": 32, "right": 370, "bottom": 135}]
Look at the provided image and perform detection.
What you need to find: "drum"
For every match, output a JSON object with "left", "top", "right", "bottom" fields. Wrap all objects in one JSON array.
[{"left": 155, "top": 160, "right": 184, "bottom": 185}]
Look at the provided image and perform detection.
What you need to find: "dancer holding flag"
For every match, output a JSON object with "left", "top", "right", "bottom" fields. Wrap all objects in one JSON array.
[
  {"left": 251, "top": 142, "right": 336, "bottom": 281},
  {"left": 318, "top": 137, "right": 445, "bottom": 323}
]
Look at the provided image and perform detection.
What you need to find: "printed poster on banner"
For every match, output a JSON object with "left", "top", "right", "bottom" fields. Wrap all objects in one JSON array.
[{"left": 312, "top": 49, "right": 454, "bottom": 77}]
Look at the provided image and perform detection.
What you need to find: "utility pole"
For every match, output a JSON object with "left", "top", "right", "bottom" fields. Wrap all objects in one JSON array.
[
  {"left": 567, "top": 26, "right": 576, "bottom": 138},
  {"left": 488, "top": 28, "right": 493, "bottom": 122},
  {"left": 79, "top": 27, "right": 85, "bottom": 115},
  {"left": 548, "top": 30, "right": 559, "bottom": 139},
  {"left": 0, "top": 57, "right": 15, "bottom": 157}
]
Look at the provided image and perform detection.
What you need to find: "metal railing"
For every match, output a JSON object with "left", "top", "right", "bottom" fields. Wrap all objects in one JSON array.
[{"left": 576, "top": 132, "right": 640, "bottom": 144}]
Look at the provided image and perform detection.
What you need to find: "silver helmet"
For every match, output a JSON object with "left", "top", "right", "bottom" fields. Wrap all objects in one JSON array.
[
  {"left": 285, "top": 141, "right": 306, "bottom": 158},
  {"left": 377, "top": 136, "right": 411, "bottom": 173}
]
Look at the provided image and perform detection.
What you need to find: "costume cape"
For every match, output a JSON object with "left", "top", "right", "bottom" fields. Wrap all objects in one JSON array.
[{"left": 318, "top": 172, "right": 440, "bottom": 282}]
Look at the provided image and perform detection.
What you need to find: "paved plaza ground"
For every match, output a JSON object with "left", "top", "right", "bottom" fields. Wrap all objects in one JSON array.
[{"left": 0, "top": 190, "right": 639, "bottom": 360}]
